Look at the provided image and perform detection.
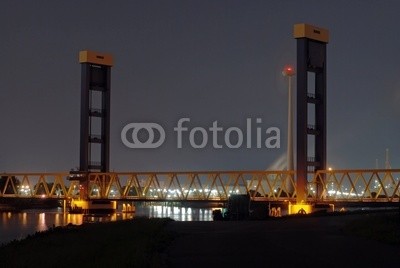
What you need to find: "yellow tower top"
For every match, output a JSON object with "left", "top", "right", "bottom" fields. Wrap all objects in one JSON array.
[
  {"left": 79, "top": 50, "right": 113, "bottom": 66},
  {"left": 293, "top": 24, "right": 329, "bottom": 43}
]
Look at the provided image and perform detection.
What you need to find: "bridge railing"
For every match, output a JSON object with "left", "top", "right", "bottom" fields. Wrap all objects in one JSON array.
[{"left": 309, "top": 169, "right": 400, "bottom": 202}]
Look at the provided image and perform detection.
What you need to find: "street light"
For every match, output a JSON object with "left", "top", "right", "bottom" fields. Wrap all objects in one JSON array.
[{"left": 282, "top": 66, "right": 295, "bottom": 194}]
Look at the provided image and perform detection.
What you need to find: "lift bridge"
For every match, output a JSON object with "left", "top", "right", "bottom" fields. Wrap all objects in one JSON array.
[
  {"left": 1, "top": 25, "right": 399, "bottom": 211},
  {"left": 0, "top": 169, "right": 399, "bottom": 204}
]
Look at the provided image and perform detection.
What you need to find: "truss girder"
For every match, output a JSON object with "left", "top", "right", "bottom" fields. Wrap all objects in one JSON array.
[{"left": 0, "top": 170, "right": 399, "bottom": 202}]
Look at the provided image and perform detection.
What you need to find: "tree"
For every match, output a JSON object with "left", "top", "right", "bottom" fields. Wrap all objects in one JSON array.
[{"left": 0, "top": 176, "right": 20, "bottom": 194}]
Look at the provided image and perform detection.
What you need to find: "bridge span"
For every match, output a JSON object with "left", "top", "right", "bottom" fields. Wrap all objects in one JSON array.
[{"left": 1, "top": 169, "right": 399, "bottom": 203}]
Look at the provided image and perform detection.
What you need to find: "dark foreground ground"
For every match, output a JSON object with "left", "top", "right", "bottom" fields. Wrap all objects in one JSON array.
[
  {"left": 0, "top": 211, "right": 399, "bottom": 267},
  {"left": 166, "top": 212, "right": 400, "bottom": 268}
]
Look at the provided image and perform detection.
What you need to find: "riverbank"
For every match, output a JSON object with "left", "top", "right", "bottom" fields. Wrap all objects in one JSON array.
[
  {"left": 0, "top": 217, "right": 173, "bottom": 267},
  {"left": 167, "top": 211, "right": 399, "bottom": 267},
  {"left": 0, "top": 211, "right": 398, "bottom": 267},
  {"left": 0, "top": 198, "right": 60, "bottom": 211}
]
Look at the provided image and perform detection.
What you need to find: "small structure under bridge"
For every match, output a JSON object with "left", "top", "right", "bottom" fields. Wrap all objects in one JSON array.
[{"left": 1, "top": 169, "right": 399, "bottom": 214}]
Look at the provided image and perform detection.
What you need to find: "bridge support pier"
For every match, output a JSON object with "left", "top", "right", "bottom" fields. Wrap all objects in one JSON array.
[{"left": 70, "top": 199, "right": 117, "bottom": 214}]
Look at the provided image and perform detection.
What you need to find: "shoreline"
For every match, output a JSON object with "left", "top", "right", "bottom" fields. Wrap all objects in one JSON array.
[{"left": 0, "top": 210, "right": 398, "bottom": 267}]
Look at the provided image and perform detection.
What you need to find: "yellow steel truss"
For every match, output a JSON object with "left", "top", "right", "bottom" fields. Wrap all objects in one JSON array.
[
  {"left": 0, "top": 169, "right": 399, "bottom": 202},
  {"left": 310, "top": 169, "right": 400, "bottom": 202}
]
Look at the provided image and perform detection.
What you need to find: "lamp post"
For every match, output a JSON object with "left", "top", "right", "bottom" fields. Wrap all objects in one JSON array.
[{"left": 282, "top": 66, "right": 295, "bottom": 194}]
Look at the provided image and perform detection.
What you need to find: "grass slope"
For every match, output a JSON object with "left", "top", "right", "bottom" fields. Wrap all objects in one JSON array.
[
  {"left": 0, "top": 218, "right": 173, "bottom": 267},
  {"left": 344, "top": 211, "right": 400, "bottom": 245}
]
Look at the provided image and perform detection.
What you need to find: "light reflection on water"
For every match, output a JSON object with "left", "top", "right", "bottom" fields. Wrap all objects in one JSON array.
[
  {"left": 145, "top": 205, "right": 214, "bottom": 221},
  {"left": 0, "top": 204, "right": 216, "bottom": 245}
]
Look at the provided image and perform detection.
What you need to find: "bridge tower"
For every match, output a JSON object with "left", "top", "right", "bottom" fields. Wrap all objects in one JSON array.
[
  {"left": 73, "top": 51, "right": 115, "bottom": 212},
  {"left": 79, "top": 50, "right": 113, "bottom": 174},
  {"left": 294, "top": 24, "right": 329, "bottom": 203}
]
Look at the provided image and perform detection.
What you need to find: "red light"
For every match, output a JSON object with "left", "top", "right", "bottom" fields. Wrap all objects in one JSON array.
[{"left": 282, "top": 66, "right": 295, "bottom": 76}]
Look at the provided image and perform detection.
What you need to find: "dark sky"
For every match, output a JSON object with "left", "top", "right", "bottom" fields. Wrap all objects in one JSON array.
[{"left": 1, "top": 0, "right": 400, "bottom": 172}]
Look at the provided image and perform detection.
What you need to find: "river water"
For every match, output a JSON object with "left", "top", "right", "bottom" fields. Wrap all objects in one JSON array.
[
  {"left": 0, "top": 203, "right": 218, "bottom": 245},
  {"left": 3, "top": 202, "right": 391, "bottom": 246}
]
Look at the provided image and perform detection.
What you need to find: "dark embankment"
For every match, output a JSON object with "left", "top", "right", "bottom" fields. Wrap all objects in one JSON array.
[{"left": 0, "top": 218, "right": 173, "bottom": 267}]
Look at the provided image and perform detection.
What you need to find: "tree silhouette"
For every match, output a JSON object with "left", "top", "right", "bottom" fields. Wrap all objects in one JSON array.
[{"left": 0, "top": 176, "right": 20, "bottom": 194}]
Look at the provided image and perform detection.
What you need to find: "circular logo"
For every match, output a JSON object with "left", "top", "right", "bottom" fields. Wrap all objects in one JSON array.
[{"left": 121, "top": 123, "right": 165, "bottom": 148}]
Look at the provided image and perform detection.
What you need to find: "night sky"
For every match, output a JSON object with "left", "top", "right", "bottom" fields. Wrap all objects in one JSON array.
[{"left": 1, "top": 0, "right": 400, "bottom": 172}]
